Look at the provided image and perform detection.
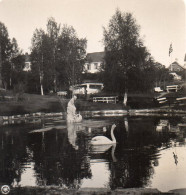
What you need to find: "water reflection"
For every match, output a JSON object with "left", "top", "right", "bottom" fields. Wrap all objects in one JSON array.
[
  {"left": 67, "top": 123, "right": 78, "bottom": 150},
  {"left": 66, "top": 123, "right": 86, "bottom": 150},
  {"left": 0, "top": 116, "right": 185, "bottom": 191}
]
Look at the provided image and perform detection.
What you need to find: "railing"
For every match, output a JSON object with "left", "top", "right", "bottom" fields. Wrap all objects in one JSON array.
[
  {"left": 93, "top": 96, "right": 118, "bottom": 104},
  {"left": 166, "top": 85, "right": 179, "bottom": 92}
]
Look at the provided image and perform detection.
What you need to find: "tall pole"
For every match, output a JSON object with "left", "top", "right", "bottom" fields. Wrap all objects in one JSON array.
[{"left": 169, "top": 43, "right": 173, "bottom": 72}]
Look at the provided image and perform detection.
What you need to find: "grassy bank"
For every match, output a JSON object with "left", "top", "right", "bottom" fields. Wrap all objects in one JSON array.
[
  {"left": 0, "top": 92, "right": 128, "bottom": 116},
  {"left": 0, "top": 93, "right": 63, "bottom": 116},
  {"left": 0, "top": 90, "right": 185, "bottom": 116}
]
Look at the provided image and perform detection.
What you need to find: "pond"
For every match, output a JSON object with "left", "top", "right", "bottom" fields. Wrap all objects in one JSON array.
[{"left": 0, "top": 114, "right": 186, "bottom": 192}]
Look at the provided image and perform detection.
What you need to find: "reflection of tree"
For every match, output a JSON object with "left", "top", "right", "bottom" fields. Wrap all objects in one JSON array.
[
  {"left": 109, "top": 148, "right": 156, "bottom": 189},
  {"left": 0, "top": 116, "right": 185, "bottom": 190},
  {"left": 28, "top": 128, "right": 91, "bottom": 188},
  {"left": 0, "top": 125, "right": 31, "bottom": 185},
  {"left": 106, "top": 117, "right": 182, "bottom": 190}
]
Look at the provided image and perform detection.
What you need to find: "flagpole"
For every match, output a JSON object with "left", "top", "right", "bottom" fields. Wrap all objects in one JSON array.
[{"left": 169, "top": 43, "right": 173, "bottom": 71}]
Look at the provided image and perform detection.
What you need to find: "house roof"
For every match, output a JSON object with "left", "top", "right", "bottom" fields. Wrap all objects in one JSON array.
[
  {"left": 86, "top": 52, "right": 105, "bottom": 62},
  {"left": 168, "top": 61, "right": 185, "bottom": 70}
]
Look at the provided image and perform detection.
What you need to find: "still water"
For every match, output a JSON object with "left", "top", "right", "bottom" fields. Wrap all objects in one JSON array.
[{"left": 0, "top": 115, "right": 186, "bottom": 192}]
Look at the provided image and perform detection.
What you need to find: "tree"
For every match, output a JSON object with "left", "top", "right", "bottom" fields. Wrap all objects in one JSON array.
[
  {"left": 57, "top": 25, "right": 87, "bottom": 89},
  {"left": 0, "top": 22, "right": 12, "bottom": 89},
  {"left": 0, "top": 22, "right": 25, "bottom": 91},
  {"left": 46, "top": 17, "right": 61, "bottom": 92},
  {"left": 152, "top": 62, "right": 170, "bottom": 88},
  {"left": 31, "top": 29, "right": 46, "bottom": 95},
  {"left": 9, "top": 38, "right": 25, "bottom": 89},
  {"left": 30, "top": 18, "right": 87, "bottom": 94},
  {"left": 103, "top": 10, "right": 153, "bottom": 105}
]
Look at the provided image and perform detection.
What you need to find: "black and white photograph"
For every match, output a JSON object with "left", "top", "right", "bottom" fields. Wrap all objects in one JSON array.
[{"left": 0, "top": 0, "right": 186, "bottom": 194}]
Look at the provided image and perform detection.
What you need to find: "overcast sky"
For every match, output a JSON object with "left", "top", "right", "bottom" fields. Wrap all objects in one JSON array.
[{"left": 0, "top": 0, "right": 185, "bottom": 66}]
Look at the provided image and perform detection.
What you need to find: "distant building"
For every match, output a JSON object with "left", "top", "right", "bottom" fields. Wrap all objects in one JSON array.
[
  {"left": 83, "top": 52, "right": 105, "bottom": 73},
  {"left": 23, "top": 53, "right": 31, "bottom": 72},
  {"left": 168, "top": 61, "right": 185, "bottom": 72},
  {"left": 168, "top": 61, "right": 186, "bottom": 81}
]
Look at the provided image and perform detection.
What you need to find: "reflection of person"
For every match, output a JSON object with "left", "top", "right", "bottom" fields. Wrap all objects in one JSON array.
[
  {"left": 67, "top": 123, "right": 79, "bottom": 150},
  {"left": 67, "top": 95, "right": 82, "bottom": 123}
]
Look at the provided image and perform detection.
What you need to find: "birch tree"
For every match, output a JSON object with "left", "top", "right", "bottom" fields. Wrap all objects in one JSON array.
[
  {"left": 103, "top": 10, "right": 150, "bottom": 106},
  {"left": 31, "top": 29, "right": 46, "bottom": 95},
  {"left": 57, "top": 25, "right": 87, "bottom": 88}
]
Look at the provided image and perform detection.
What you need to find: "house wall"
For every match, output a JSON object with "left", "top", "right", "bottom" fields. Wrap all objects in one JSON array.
[
  {"left": 23, "top": 62, "right": 31, "bottom": 72},
  {"left": 84, "top": 62, "right": 102, "bottom": 73}
]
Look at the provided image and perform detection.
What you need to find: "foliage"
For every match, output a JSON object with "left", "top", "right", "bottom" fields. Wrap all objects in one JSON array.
[
  {"left": 57, "top": 25, "right": 87, "bottom": 88},
  {"left": 81, "top": 72, "right": 102, "bottom": 83},
  {"left": 152, "top": 62, "right": 172, "bottom": 88},
  {"left": 30, "top": 18, "right": 87, "bottom": 95},
  {"left": 0, "top": 22, "right": 25, "bottom": 90},
  {"left": 0, "top": 21, "right": 12, "bottom": 88},
  {"left": 13, "top": 82, "right": 26, "bottom": 102},
  {"left": 102, "top": 10, "right": 158, "bottom": 94}
]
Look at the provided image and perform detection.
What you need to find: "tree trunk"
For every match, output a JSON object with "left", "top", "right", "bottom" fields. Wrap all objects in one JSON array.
[
  {"left": 40, "top": 83, "right": 44, "bottom": 96},
  {"left": 40, "top": 53, "right": 44, "bottom": 95},
  {"left": 123, "top": 70, "right": 128, "bottom": 106},
  {"left": 40, "top": 72, "right": 44, "bottom": 96},
  {"left": 123, "top": 91, "right": 127, "bottom": 106}
]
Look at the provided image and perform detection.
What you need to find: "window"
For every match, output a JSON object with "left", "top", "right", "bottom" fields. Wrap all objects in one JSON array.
[
  {"left": 81, "top": 85, "right": 87, "bottom": 88},
  {"left": 89, "top": 85, "right": 102, "bottom": 89},
  {"left": 87, "top": 64, "right": 91, "bottom": 70},
  {"left": 94, "top": 63, "right": 98, "bottom": 69}
]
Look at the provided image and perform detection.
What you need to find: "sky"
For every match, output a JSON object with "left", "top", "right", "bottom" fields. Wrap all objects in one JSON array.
[{"left": 0, "top": 0, "right": 185, "bottom": 66}]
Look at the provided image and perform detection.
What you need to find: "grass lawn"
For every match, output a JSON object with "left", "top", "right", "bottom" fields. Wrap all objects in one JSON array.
[
  {"left": 0, "top": 89, "right": 185, "bottom": 116},
  {"left": 0, "top": 92, "right": 127, "bottom": 116},
  {"left": 0, "top": 93, "right": 65, "bottom": 115}
]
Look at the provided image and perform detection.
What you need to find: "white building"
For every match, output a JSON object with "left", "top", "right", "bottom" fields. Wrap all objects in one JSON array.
[
  {"left": 23, "top": 53, "right": 31, "bottom": 72},
  {"left": 83, "top": 52, "right": 104, "bottom": 73}
]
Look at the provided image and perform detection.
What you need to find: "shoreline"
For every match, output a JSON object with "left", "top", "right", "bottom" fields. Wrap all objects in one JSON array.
[
  {"left": 1, "top": 107, "right": 186, "bottom": 118},
  {"left": 0, "top": 108, "right": 186, "bottom": 126}
]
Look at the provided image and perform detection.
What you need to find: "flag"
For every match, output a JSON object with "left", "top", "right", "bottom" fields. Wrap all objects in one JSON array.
[{"left": 169, "top": 43, "right": 173, "bottom": 56}]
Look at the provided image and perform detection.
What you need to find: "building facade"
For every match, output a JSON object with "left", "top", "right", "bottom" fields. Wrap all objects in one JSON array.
[
  {"left": 23, "top": 53, "right": 31, "bottom": 72},
  {"left": 83, "top": 52, "right": 104, "bottom": 73},
  {"left": 168, "top": 61, "right": 185, "bottom": 72}
]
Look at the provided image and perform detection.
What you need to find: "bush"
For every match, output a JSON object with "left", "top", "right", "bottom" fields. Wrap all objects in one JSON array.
[{"left": 13, "top": 83, "right": 26, "bottom": 101}]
